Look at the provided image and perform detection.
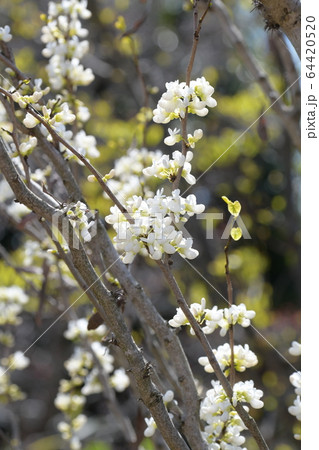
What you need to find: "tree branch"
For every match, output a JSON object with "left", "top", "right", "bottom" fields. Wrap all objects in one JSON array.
[
  {"left": 252, "top": 0, "right": 301, "bottom": 58},
  {"left": 0, "top": 141, "right": 190, "bottom": 450},
  {"left": 211, "top": 0, "right": 300, "bottom": 149}
]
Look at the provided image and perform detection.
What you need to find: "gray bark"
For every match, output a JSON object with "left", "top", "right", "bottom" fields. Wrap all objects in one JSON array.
[{"left": 253, "top": 0, "right": 301, "bottom": 58}]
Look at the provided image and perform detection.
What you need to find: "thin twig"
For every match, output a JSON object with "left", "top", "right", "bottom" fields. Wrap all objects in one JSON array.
[
  {"left": 186, "top": 1, "right": 212, "bottom": 85},
  {"left": 224, "top": 236, "right": 235, "bottom": 387},
  {"left": 172, "top": 1, "right": 211, "bottom": 191}
]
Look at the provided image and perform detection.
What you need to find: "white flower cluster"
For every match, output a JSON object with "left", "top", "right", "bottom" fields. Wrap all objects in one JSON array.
[
  {"left": 63, "top": 319, "right": 130, "bottom": 393},
  {"left": 0, "top": 350, "right": 30, "bottom": 404},
  {"left": 105, "top": 76, "right": 216, "bottom": 264},
  {"left": 200, "top": 380, "right": 263, "bottom": 449},
  {"left": 41, "top": 0, "right": 93, "bottom": 90},
  {"left": 106, "top": 147, "right": 163, "bottom": 201},
  {"left": 23, "top": 100, "right": 99, "bottom": 161},
  {"left": 288, "top": 341, "right": 301, "bottom": 439},
  {"left": 153, "top": 77, "right": 217, "bottom": 124},
  {"left": 1, "top": 351, "right": 30, "bottom": 371},
  {"left": 56, "top": 319, "right": 130, "bottom": 448},
  {"left": 2, "top": 20, "right": 98, "bottom": 162},
  {"left": 205, "top": 303, "right": 256, "bottom": 337},
  {"left": 23, "top": 102, "right": 75, "bottom": 129},
  {"left": 57, "top": 414, "right": 87, "bottom": 450},
  {"left": 0, "top": 362, "right": 28, "bottom": 402},
  {"left": 11, "top": 78, "right": 50, "bottom": 109},
  {"left": 105, "top": 188, "right": 205, "bottom": 263},
  {"left": 169, "top": 298, "right": 262, "bottom": 448},
  {"left": 0, "top": 286, "right": 29, "bottom": 326},
  {"left": 64, "top": 317, "right": 107, "bottom": 341},
  {"left": 64, "top": 201, "right": 96, "bottom": 243},
  {"left": 143, "top": 150, "right": 196, "bottom": 185},
  {"left": 164, "top": 127, "right": 203, "bottom": 148},
  {"left": 169, "top": 298, "right": 255, "bottom": 336},
  {"left": 198, "top": 343, "right": 258, "bottom": 376},
  {"left": 37, "top": 1, "right": 99, "bottom": 161},
  {"left": 18, "top": 136, "right": 38, "bottom": 157},
  {"left": 0, "top": 25, "right": 12, "bottom": 42}
]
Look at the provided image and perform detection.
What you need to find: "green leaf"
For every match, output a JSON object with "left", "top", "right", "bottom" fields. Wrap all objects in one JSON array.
[
  {"left": 221, "top": 195, "right": 231, "bottom": 205},
  {"left": 228, "top": 200, "right": 241, "bottom": 217},
  {"left": 114, "top": 15, "right": 126, "bottom": 32},
  {"left": 222, "top": 196, "right": 241, "bottom": 217},
  {"left": 231, "top": 227, "right": 242, "bottom": 241}
]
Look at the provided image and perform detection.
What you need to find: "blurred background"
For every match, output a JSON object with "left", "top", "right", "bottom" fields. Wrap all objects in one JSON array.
[{"left": 0, "top": 0, "right": 300, "bottom": 449}]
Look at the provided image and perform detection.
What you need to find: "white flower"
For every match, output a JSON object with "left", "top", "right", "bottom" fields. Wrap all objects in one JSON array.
[
  {"left": 70, "top": 436, "right": 81, "bottom": 450},
  {"left": 73, "top": 414, "right": 87, "bottom": 431},
  {"left": 55, "top": 392, "right": 72, "bottom": 411},
  {"left": 163, "top": 390, "right": 174, "bottom": 404},
  {"left": 0, "top": 286, "right": 29, "bottom": 305},
  {"left": 153, "top": 78, "right": 216, "bottom": 124},
  {"left": 91, "top": 341, "right": 114, "bottom": 374},
  {"left": 73, "top": 130, "right": 100, "bottom": 159},
  {"left": 184, "top": 193, "right": 205, "bottom": 216},
  {"left": 289, "top": 341, "right": 301, "bottom": 357},
  {"left": 198, "top": 343, "right": 258, "bottom": 375},
  {"left": 54, "top": 102, "right": 76, "bottom": 124},
  {"left": 110, "top": 368, "right": 130, "bottom": 392},
  {"left": 19, "top": 137, "right": 38, "bottom": 156},
  {"left": 64, "top": 201, "right": 96, "bottom": 243},
  {"left": 153, "top": 80, "right": 188, "bottom": 123},
  {"left": 0, "top": 25, "right": 12, "bottom": 42},
  {"left": 64, "top": 318, "right": 107, "bottom": 340},
  {"left": 218, "top": 304, "right": 256, "bottom": 337},
  {"left": 64, "top": 347, "right": 93, "bottom": 377},
  {"left": 144, "top": 416, "right": 157, "bottom": 437},
  {"left": 288, "top": 395, "right": 301, "bottom": 421},
  {"left": 81, "top": 368, "right": 102, "bottom": 395},
  {"left": 164, "top": 128, "right": 181, "bottom": 146},
  {"left": 1, "top": 351, "right": 30, "bottom": 370},
  {"left": 106, "top": 148, "right": 162, "bottom": 201},
  {"left": 169, "top": 298, "right": 206, "bottom": 334},
  {"left": 76, "top": 105, "right": 90, "bottom": 122},
  {"left": 189, "top": 77, "right": 217, "bottom": 115},
  {"left": 57, "top": 420, "right": 71, "bottom": 438},
  {"left": 200, "top": 380, "right": 247, "bottom": 448},
  {"left": 232, "top": 380, "right": 264, "bottom": 409},
  {"left": 105, "top": 188, "right": 203, "bottom": 263},
  {"left": 168, "top": 308, "right": 188, "bottom": 328},
  {"left": 143, "top": 150, "right": 196, "bottom": 185},
  {"left": 67, "top": 58, "right": 94, "bottom": 86},
  {"left": 289, "top": 371, "right": 301, "bottom": 396},
  {"left": 187, "top": 129, "right": 203, "bottom": 148},
  {"left": 175, "top": 236, "right": 198, "bottom": 259},
  {"left": 6, "top": 203, "right": 31, "bottom": 220},
  {"left": 202, "top": 306, "right": 224, "bottom": 334},
  {"left": 23, "top": 113, "right": 40, "bottom": 128}
]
